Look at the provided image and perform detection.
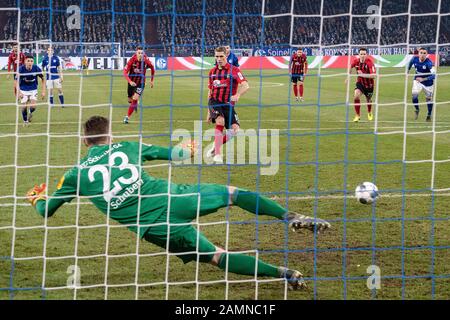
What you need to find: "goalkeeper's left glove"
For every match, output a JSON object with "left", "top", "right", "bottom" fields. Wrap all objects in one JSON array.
[{"left": 26, "top": 183, "right": 47, "bottom": 206}]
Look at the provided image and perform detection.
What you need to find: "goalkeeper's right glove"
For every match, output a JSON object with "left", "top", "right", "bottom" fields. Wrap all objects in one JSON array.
[{"left": 26, "top": 183, "right": 47, "bottom": 206}]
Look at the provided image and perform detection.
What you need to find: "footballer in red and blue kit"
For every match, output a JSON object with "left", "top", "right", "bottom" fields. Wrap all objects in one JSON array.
[
  {"left": 407, "top": 47, "right": 436, "bottom": 121},
  {"left": 7, "top": 44, "right": 26, "bottom": 96}
]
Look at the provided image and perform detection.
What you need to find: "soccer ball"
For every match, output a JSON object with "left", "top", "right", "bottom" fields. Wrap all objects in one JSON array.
[{"left": 355, "top": 182, "right": 379, "bottom": 204}]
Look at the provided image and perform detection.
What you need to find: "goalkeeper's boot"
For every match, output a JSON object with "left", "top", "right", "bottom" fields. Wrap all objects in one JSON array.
[
  {"left": 278, "top": 267, "right": 307, "bottom": 290},
  {"left": 414, "top": 110, "right": 419, "bottom": 120},
  {"left": 299, "top": 96, "right": 304, "bottom": 102},
  {"left": 353, "top": 115, "right": 360, "bottom": 123},
  {"left": 426, "top": 115, "right": 431, "bottom": 122},
  {"left": 367, "top": 112, "right": 373, "bottom": 121},
  {"left": 23, "top": 120, "right": 29, "bottom": 127},
  {"left": 206, "top": 146, "right": 215, "bottom": 158},
  {"left": 123, "top": 116, "right": 129, "bottom": 124},
  {"left": 287, "top": 212, "right": 331, "bottom": 234},
  {"left": 295, "top": 96, "right": 299, "bottom": 102},
  {"left": 213, "top": 154, "right": 223, "bottom": 164}
]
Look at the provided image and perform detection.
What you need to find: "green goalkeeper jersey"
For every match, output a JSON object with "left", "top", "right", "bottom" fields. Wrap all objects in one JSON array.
[{"left": 34, "top": 141, "right": 190, "bottom": 237}]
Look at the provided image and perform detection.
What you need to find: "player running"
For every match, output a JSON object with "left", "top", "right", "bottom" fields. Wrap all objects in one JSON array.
[
  {"left": 123, "top": 46, "right": 155, "bottom": 124},
  {"left": 407, "top": 47, "right": 436, "bottom": 122},
  {"left": 42, "top": 47, "right": 64, "bottom": 107},
  {"left": 289, "top": 48, "right": 308, "bottom": 102},
  {"left": 347, "top": 48, "right": 377, "bottom": 122},
  {"left": 27, "top": 116, "right": 331, "bottom": 290},
  {"left": 18, "top": 56, "right": 46, "bottom": 126},
  {"left": 207, "top": 46, "right": 249, "bottom": 164},
  {"left": 7, "top": 43, "right": 26, "bottom": 97}
]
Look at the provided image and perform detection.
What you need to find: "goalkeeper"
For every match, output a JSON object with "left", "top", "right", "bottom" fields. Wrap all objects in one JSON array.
[{"left": 27, "top": 116, "right": 331, "bottom": 290}]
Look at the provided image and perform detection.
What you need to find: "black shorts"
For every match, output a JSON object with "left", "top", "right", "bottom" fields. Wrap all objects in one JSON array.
[
  {"left": 355, "top": 82, "right": 374, "bottom": 99},
  {"left": 291, "top": 74, "right": 304, "bottom": 83},
  {"left": 208, "top": 99, "right": 240, "bottom": 129},
  {"left": 128, "top": 83, "right": 145, "bottom": 98}
]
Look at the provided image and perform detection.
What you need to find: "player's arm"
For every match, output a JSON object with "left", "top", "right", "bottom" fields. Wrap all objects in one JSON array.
[
  {"left": 358, "top": 61, "right": 377, "bottom": 79},
  {"left": 207, "top": 69, "right": 213, "bottom": 99},
  {"left": 27, "top": 173, "right": 77, "bottom": 218},
  {"left": 7, "top": 55, "right": 12, "bottom": 73},
  {"left": 140, "top": 142, "right": 197, "bottom": 162},
  {"left": 407, "top": 57, "right": 414, "bottom": 73},
  {"left": 231, "top": 69, "right": 249, "bottom": 102},
  {"left": 123, "top": 58, "right": 136, "bottom": 86},
  {"left": 231, "top": 80, "right": 249, "bottom": 102}
]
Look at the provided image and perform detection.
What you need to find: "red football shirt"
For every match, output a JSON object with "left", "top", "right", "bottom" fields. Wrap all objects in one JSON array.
[
  {"left": 123, "top": 54, "right": 155, "bottom": 86},
  {"left": 8, "top": 51, "right": 26, "bottom": 73},
  {"left": 208, "top": 63, "right": 246, "bottom": 105},
  {"left": 290, "top": 52, "right": 308, "bottom": 75},
  {"left": 351, "top": 57, "right": 376, "bottom": 88}
]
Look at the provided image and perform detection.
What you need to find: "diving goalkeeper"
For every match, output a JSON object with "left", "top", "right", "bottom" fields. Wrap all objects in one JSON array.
[{"left": 27, "top": 116, "right": 331, "bottom": 290}]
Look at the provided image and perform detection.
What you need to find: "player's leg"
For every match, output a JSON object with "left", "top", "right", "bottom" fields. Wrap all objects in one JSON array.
[
  {"left": 20, "top": 91, "right": 30, "bottom": 125},
  {"left": 56, "top": 79, "right": 64, "bottom": 107},
  {"left": 353, "top": 84, "right": 363, "bottom": 122},
  {"left": 412, "top": 80, "right": 422, "bottom": 120},
  {"left": 298, "top": 75, "right": 304, "bottom": 101},
  {"left": 424, "top": 85, "right": 434, "bottom": 121},
  {"left": 291, "top": 76, "right": 299, "bottom": 101},
  {"left": 13, "top": 78, "right": 18, "bottom": 97},
  {"left": 220, "top": 105, "right": 240, "bottom": 146}
]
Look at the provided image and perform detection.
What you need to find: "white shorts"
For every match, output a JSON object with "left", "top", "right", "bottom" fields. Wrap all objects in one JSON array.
[
  {"left": 47, "top": 78, "right": 62, "bottom": 89},
  {"left": 412, "top": 80, "right": 434, "bottom": 98},
  {"left": 20, "top": 90, "right": 38, "bottom": 104}
]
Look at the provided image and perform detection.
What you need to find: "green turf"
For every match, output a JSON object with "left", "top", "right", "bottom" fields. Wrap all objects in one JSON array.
[{"left": 1, "top": 67, "right": 450, "bottom": 300}]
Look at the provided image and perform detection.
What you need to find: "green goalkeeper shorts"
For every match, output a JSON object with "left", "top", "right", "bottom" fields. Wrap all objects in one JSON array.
[{"left": 143, "top": 183, "right": 229, "bottom": 264}]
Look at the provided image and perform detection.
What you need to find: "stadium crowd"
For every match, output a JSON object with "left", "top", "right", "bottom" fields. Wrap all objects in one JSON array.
[{"left": 0, "top": 0, "right": 448, "bottom": 57}]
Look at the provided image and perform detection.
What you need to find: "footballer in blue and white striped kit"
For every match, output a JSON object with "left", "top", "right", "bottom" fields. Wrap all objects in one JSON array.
[{"left": 407, "top": 48, "right": 436, "bottom": 121}]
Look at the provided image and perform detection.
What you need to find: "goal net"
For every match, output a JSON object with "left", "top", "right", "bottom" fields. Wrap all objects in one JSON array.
[{"left": 0, "top": 0, "right": 449, "bottom": 300}]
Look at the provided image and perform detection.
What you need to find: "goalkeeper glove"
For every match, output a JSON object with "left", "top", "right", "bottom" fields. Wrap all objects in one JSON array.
[
  {"left": 181, "top": 140, "right": 198, "bottom": 158},
  {"left": 26, "top": 183, "right": 47, "bottom": 206}
]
